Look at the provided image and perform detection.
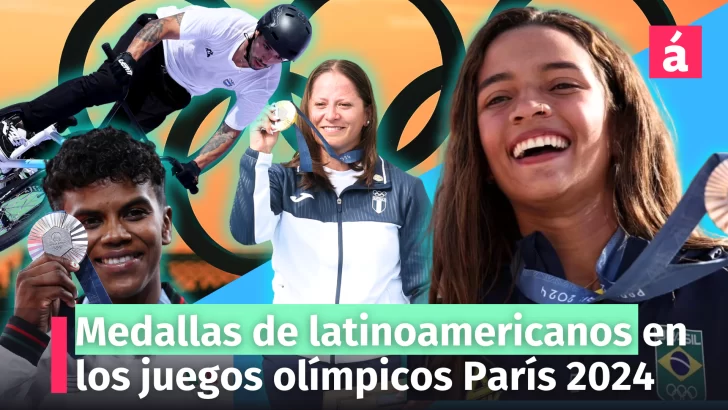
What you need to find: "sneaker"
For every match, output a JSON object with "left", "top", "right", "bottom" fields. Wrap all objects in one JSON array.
[{"left": 0, "top": 114, "right": 31, "bottom": 160}]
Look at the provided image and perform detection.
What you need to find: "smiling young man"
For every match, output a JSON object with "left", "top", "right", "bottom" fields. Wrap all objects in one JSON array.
[
  {"left": 0, "top": 3, "right": 312, "bottom": 194},
  {"left": 0, "top": 128, "right": 233, "bottom": 408}
]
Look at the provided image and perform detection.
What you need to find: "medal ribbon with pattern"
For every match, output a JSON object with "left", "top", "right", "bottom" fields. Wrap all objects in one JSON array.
[{"left": 515, "top": 153, "right": 728, "bottom": 304}]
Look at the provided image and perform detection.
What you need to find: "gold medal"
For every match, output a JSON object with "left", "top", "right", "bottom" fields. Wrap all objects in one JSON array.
[{"left": 271, "top": 100, "right": 298, "bottom": 132}]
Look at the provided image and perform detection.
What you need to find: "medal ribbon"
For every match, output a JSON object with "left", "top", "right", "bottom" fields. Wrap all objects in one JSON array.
[{"left": 516, "top": 153, "right": 728, "bottom": 304}]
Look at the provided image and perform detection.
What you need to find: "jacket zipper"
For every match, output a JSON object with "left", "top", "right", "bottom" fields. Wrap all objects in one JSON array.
[
  {"left": 332, "top": 196, "right": 343, "bottom": 365},
  {"left": 335, "top": 196, "right": 344, "bottom": 304}
]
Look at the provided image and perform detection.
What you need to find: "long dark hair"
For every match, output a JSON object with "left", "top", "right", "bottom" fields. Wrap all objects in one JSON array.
[
  {"left": 284, "top": 59, "right": 379, "bottom": 191},
  {"left": 430, "top": 7, "right": 726, "bottom": 306}
]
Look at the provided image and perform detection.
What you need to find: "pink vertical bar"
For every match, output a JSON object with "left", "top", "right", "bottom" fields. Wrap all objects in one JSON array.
[{"left": 50, "top": 316, "right": 67, "bottom": 394}]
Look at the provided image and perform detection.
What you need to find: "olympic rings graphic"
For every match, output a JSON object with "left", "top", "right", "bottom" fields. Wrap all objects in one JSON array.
[
  {"left": 666, "top": 383, "right": 699, "bottom": 400},
  {"left": 55, "top": 0, "right": 676, "bottom": 277}
]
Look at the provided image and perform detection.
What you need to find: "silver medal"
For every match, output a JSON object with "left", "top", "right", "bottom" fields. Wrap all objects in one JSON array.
[{"left": 27, "top": 211, "right": 88, "bottom": 264}]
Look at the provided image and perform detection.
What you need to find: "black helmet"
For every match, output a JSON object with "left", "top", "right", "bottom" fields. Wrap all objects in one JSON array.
[{"left": 256, "top": 5, "right": 312, "bottom": 62}]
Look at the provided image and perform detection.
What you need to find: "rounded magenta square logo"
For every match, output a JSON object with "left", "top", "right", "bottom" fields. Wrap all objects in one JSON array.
[{"left": 649, "top": 25, "right": 702, "bottom": 78}]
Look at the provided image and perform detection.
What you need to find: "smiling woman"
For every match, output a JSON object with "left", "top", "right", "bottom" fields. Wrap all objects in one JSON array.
[
  {"left": 228, "top": 59, "right": 432, "bottom": 409},
  {"left": 41, "top": 128, "right": 173, "bottom": 305},
  {"left": 0, "top": 127, "right": 237, "bottom": 409},
  {"left": 431, "top": 7, "right": 727, "bottom": 305},
  {"left": 476, "top": 26, "right": 613, "bottom": 222},
  {"left": 418, "top": 6, "right": 728, "bottom": 401}
]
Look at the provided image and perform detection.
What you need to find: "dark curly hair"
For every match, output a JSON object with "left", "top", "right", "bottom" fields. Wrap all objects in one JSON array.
[{"left": 43, "top": 127, "right": 166, "bottom": 210}]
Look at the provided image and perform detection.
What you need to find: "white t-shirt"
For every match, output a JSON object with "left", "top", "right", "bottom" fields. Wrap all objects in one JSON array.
[
  {"left": 156, "top": 5, "right": 281, "bottom": 131},
  {"left": 325, "top": 167, "right": 363, "bottom": 196}
]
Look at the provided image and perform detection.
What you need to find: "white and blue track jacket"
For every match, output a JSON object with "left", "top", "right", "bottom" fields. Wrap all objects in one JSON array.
[{"left": 230, "top": 148, "right": 432, "bottom": 306}]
